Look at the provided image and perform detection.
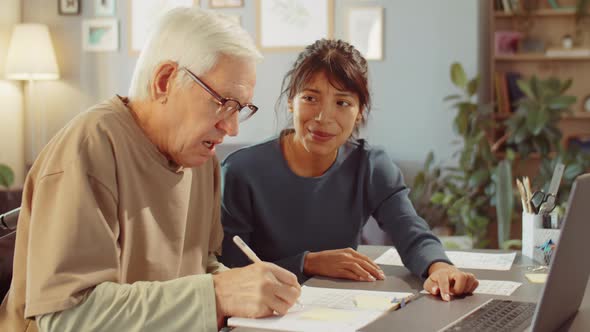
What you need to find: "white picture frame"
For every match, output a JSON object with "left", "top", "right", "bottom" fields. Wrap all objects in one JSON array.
[
  {"left": 82, "top": 18, "right": 119, "bottom": 52},
  {"left": 129, "top": 0, "right": 199, "bottom": 55},
  {"left": 347, "top": 7, "right": 384, "bottom": 61},
  {"left": 95, "top": 0, "right": 116, "bottom": 16},
  {"left": 256, "top": 0, "right": 333, "bottom": 52},
  {"left": 209, "top": 0, "right": 243, "bottom": 8}
]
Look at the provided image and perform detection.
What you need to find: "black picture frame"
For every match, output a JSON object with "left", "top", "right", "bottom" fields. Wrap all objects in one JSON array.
[{"left": 58, "top": 0, "right": 81, "bottom": 16}]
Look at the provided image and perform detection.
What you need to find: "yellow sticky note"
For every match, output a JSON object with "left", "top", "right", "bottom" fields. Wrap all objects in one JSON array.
[
  {"left": 354, "top": 295, "right": 395, "bottom": 310},
  {"left": 526, "top": 273, "right": 548, "bottom": 283},
  {"left": 299, "top": 308, "right": 356, "bottom": 322}
]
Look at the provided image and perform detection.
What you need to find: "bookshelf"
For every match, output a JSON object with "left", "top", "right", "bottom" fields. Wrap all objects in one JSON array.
[{"left": 483, "top": 0, "right": 590, "bottom": 158}]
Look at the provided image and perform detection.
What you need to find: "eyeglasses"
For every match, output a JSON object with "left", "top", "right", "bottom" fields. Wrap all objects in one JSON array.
[{"left": 179, "top": 67, "right": 258, "bottom": 123}]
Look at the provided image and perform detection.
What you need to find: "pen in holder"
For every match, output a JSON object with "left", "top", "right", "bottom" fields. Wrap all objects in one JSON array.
[{"left": 522, "top": 212, "right": 542, "bottom": 260}]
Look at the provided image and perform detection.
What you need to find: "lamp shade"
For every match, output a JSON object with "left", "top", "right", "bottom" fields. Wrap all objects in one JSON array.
[{"left": 5, "top": 24, "right": 59, "bottom": 80}]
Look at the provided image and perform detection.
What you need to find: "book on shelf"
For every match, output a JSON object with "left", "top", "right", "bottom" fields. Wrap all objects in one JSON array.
[
  {"left": 506, "top": 72, "right": 524, "bottom": 112},
  {"left": 509, "top": 0, "right": 522, "bottom": 13},
  {"left": 494, "top": 71, "right": 524, "bottom": 114},
  {"left": 546, "top": 48, "right": 590, "bottom": 57},
  {"left": 495, "top": 72, "right": 510, "bottom": 114},
  {"left": 502, "top": 0, "right": 512, "bottom": 13}
]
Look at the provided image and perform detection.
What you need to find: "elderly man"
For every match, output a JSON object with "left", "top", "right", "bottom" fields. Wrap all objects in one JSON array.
[{"left": 0, "top": 8, "right": 300, "bottom": 332}]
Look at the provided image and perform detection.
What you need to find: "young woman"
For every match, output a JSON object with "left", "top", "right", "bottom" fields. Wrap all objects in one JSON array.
[{"left": 219, "top": 39, "right": 478, "bottom": 301}]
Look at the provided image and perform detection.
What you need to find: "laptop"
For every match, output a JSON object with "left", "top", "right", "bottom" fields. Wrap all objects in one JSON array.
[{"left": 439, "top": 173, "right": 590, "bottom": 332}]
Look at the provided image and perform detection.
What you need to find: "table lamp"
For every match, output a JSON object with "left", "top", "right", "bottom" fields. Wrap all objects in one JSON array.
[{"left": 4, "top": 23, "right": 59, "bottom": 165}]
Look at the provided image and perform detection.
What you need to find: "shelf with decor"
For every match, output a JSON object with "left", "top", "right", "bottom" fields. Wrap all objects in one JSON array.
[
  {"left": 494, "top": 8, "right": 577, "bottom": 17},
  {"left": 486, "top": 0, "right": 590, "bottom": 155},
  {"left": 495, "top": 54, "right": 590, "bottom": 61}
]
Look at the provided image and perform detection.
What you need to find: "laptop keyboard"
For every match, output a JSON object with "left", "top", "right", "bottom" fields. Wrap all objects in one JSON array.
[{"left": 440, "top": 299, "right": 536, "bottom": 332}]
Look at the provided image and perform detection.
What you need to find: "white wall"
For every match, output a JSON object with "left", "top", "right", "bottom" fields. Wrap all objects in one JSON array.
[
  {"left": 17, "top": 0, "right": 479, "bottom": 184},
  {"left": 231, "top": 0, "right": 479, "bottom": 180},
  {"left": 0, "top": 0, "right": 25, "bottom": 187}
]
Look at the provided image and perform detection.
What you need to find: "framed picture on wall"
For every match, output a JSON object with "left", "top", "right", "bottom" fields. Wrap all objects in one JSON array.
[
  {"left": 209, "top": 0, "right": 243, "bottom": 8},
  {"left": 256, "top": 0, "right": 333, "bottom": 52},
  {"left": 347, "top": 7, "right": 384, "bottom": 61},
  {"left": 95, "top": 0, "right": 116, "bottom": 16},
  {"left": 82, "top": 18, "right": 119, "bottom": 52},
  {"left": 129, "top": 0, "right": 199, "bottom": 55},
  {"left": 58, "top": 0, "right": 81, "bottom": 15}
]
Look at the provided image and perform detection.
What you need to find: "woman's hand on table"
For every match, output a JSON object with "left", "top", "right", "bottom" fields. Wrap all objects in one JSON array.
[
  {"left": 303, "top": 248, "right": 385, "bottom": 282},
  {"left": 424, "top": 262, "right": 479, "bottom": 301}
]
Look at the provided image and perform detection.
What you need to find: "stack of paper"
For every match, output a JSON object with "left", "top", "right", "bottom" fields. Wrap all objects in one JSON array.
[
  {"left": 374, "top": 248, "right": 516, "bottom": 271},
  {"left": 474, "top": 280, "right": 522, "bottom": 296},
  {"left": 228, "top": 286, "right": 412, "bottom": 332}
]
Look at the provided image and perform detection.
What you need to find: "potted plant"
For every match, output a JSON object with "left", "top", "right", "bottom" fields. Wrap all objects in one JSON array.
[
  {"left": 504, "top": 76, "right": 576, "bottom": 156},
  {"left": 411, "top": 63, "right": 516, "bottom": 248}
]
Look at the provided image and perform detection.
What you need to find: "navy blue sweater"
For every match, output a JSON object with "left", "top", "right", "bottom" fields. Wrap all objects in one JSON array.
[{"left": 219, "top": 136, "right": 451, "bottom": 282}]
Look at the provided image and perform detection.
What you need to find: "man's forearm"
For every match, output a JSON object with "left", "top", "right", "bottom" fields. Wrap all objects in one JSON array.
[{"left": 37, "top": 274, "right": 218, "bottom": 332}]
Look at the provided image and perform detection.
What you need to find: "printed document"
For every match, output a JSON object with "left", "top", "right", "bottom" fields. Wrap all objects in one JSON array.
[
  {"left": 228, "top": 286, "right": 412, "bottom": 332},
  {"left": 375, "top": 248, "right": 516, "bottom": 271}
]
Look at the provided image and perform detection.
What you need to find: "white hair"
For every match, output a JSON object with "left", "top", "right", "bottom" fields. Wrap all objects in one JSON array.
[{"left": 128, "top": 7, "right": 263, "bottom": 100}]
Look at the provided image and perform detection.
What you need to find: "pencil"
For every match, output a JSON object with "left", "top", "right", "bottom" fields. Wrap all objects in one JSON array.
[
  {"left": 523, "top": 177, "right": 534, "bottom": 214},
  {"left": 516, "top": 178, "right": 529, "bottom": 213},
  {"left": 233, "top": 235, "right": 303, "bottom": 308}
]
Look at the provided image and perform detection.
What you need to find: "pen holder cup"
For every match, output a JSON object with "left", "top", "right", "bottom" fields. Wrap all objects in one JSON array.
[{"left": 522, "top": 212, "right": 543, "bottom": 260}]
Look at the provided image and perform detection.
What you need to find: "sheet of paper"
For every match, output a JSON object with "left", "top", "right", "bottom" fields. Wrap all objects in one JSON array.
[
  {"left": 374, "top": 248, "right": 404, "bottom": 266},
  {"left": 228, "top": 286, "right": 412, "bottom": 332},
  {"left": 526, "top": 273, "right": 548, "bottom": 283},
  {"left": 374, "top": 248, "right": 516, "bottom": 271},
  {"left": 353, "top": 295, "right": 396, "bottom": 311},
  {"left": 474, "top": 280, "right": 522, "bottom": 296}
]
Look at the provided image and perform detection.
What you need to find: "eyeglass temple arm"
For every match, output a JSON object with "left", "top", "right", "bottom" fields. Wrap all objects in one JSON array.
[{"left": 179, "top": 67, "right": 225, "bottom": 103}]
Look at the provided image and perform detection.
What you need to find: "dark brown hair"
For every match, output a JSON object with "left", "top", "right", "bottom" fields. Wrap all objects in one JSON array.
[{"left": 276, "top": 39, "right": 371, "bottom": 134}]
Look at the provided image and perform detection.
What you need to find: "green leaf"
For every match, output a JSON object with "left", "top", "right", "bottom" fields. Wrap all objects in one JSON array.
[
  {"left": 564, "top": 163, "right": 584, "bottom": 180},
  {"left": 450, "top": 62, "right": 467, "bottom": 89},
  {"left": 424, "top": 151, "right": 435, "bottom": 171},
  {"left": 548, "top": 95, "right": 577, "bottom": 110},
  {"left": 516, "top": 79, "right": 535, "bottom": 99},
  {"left": 560, "top": 78, "right": 573, "bottom": 94},
  {"left": 467, "top": 77, "right": 480, "bottom": 97},
  {"left": 430, "top": 192, "right": 445, "bottom": 205},
  {"left": 453, "top": 108, "right": 470, "bottom": 136},
  {"left": 443, "top": 94, "right": 462, "bottom": 102},
  {"left": 530, "top": 76, "right": 541, "bottom": 99},
  {"left": 442, "top": 194, "right": 455, "bottom": 207},
  {"left": 468, "top": 169, "right": 489, "bottom": 188},
  {"left": 513, "top": 124, "right": 529, "bottom": 144},
  {"left": 413, "top": 172, "right": 425, "bottom": 189},
  {"left": 494, "top": 160, "right": 514, "bottom": 247},
  {"left": 0, "top": 164, "right": 15, "bottom": 189},
  {"left": 506, "top": 148, "right": 516, "bottom": 161},
  {"left": 526, "top": 107, "right": 549, "bottom": 136}
]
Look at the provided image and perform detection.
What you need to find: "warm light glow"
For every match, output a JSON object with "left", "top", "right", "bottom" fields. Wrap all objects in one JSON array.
[{"left": 5, "top": 24, "right": 59, "bottom": 81}]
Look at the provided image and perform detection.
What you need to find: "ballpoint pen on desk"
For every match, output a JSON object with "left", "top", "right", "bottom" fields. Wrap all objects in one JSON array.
[
  {"left": 232, "top": 235, "right": 304, "bottom": 308},
  {"left": 390, "top": 292, "right": 424, "bottom": 311}
]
